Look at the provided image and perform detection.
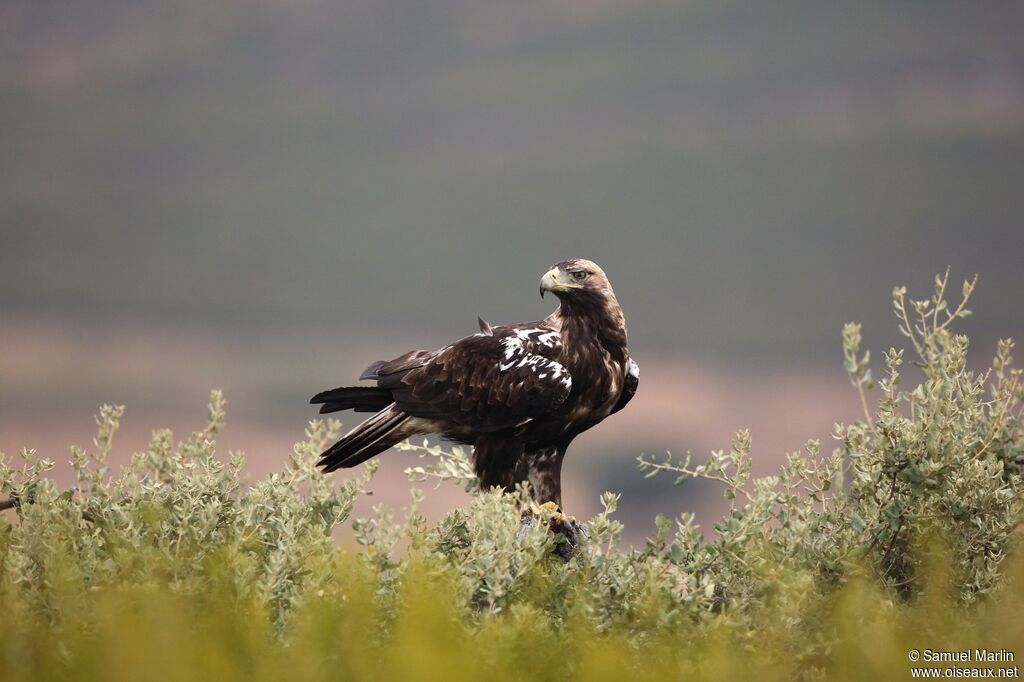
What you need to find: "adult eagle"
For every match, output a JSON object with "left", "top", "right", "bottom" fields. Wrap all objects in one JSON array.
[{"left": 310, "top": 259, "right": 638, "bottom": 511}]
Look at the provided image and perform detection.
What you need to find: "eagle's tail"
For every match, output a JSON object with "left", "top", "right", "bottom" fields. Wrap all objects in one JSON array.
[
  {"left": 309, "top": 386, "right": 394, "bottom": 414},
  {"left": 317, "top": 404, "right": 410, "bottom": 472}
]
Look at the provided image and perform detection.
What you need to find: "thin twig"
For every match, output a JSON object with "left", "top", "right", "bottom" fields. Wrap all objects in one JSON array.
[
  {"left": 0, "top": 494, "right": 97, "bottom": 524},
  {"left": 637, "top": 456, "right": 752, "bottom": 502},
  {"left": 856, "top": 381, "right": 873, "bottom": 426},
  {"left": 938, "top": 273, "right": 978, "bottom": 332},
  {"left": 931, "top": 268, "right": 948, "bottom": 333},
  {"left": 860, "top": 471, "right": 899, "bottom": 558},
  {"left": 881, "top": 516, "right": 906, "bottom": 579},
  {"left": 897, "top": 296, "right": 926, "bottom": 365}
]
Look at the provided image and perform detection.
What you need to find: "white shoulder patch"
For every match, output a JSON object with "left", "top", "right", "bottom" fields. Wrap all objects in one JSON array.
[
  {"left": 628, "top": 358, "right": 640, "bottom": 380},
  {"left": 496, "top": 332, "right": 572, "bottom": 392},
  {"left": 507, "top": 327, "right": 560, "bottom": 349}
]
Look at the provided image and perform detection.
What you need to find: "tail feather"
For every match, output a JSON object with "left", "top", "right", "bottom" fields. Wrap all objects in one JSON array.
[
  {"left": 318, "top": 405, "right": 410, "bottom": 472},
  {"left": 310, "top": 386, "right": 393, "bottom": 414}
]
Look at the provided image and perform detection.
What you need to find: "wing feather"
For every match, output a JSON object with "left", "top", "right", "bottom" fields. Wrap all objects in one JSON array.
[
  {"left": 610, "top": 357, "right": 639, "bottom": 415},
  {"left": 392, "top": 325, "right": 571, "bottom": 432}
]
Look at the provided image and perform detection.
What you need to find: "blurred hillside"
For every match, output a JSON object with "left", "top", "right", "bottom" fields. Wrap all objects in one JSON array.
[
  {"left": 2, "top": 0, "right": 1023, "bottom": 541},
  {"left": 3, "top": 0, "right": 1022, "bottom": 358}
]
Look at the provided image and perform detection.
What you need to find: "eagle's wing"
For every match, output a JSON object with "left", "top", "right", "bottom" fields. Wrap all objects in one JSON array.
[
  {"left": 358, "top": 349, "right": 436, "bottom": 381},
  {"left": 371, "top": 326, "right": 572, "bottom": 432},
  {"left": 609, "top": 357, "right": 639, "bottom": 415}
]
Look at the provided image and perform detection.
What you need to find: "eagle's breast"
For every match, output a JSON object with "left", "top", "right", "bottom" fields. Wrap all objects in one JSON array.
[{"left": 558, "top": 339, "right": 626, "bottom": 428}]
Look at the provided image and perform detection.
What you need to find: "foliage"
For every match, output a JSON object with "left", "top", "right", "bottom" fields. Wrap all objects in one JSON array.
[
  {"left": 638, "top": 270, "right": 1023, "bottom": 604},
  {"left": 1, "top": 271, "right": 1023, "bottom": 681}
]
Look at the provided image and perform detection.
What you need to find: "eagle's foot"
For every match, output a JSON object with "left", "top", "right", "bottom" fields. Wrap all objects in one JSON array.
[
  {"left": 519, "top": 501, "right": 586, "bottom": 560},
  {"left": 550, "top": 514, "right": 584, "bottom": 560}
]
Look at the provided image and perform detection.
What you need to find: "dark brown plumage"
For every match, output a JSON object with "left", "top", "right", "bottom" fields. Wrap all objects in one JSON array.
[{"left": 309, "top": 259, "right": 638, "bottom": 509}]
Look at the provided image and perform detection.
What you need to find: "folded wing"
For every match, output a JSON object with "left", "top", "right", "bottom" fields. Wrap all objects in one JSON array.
[{"left": 371, "top": 326, "right": 572, "bottom": 433}]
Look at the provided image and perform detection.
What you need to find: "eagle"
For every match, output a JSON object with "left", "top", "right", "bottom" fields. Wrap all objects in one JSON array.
[{"left": 310, "top": 258, "right": 638, "bottom": 514}]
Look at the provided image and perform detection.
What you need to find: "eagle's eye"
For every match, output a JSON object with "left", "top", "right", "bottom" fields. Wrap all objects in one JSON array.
[{"left": 571, "top": 270, "right": 588, "bottom": 282}]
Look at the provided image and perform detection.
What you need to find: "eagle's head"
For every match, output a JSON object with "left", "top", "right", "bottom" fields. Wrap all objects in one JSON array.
[{"left": 539, "top": 259, "right": 615, "bottom": 300}]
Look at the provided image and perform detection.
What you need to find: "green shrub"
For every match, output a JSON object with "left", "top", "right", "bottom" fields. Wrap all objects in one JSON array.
[
  {"left": 1, "top": 271, "right": 1022, "bottom": 681},
  {"left": 638, "top": 270, "right": 1023, "bottom": 605}
]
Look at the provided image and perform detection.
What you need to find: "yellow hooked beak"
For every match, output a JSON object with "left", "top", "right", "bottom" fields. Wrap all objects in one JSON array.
[
  {"left": 539, "top": 268, "right": 560, "bottom": 298},
  {"left": 539, "top": 267, "right": 577, "bottom": 298}
]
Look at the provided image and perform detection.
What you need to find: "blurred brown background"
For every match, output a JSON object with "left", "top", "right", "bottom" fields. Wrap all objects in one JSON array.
[{"left": 2, "top": 1, "right": 1023, "bottom": 543}]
